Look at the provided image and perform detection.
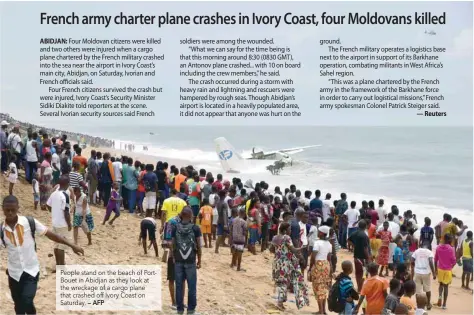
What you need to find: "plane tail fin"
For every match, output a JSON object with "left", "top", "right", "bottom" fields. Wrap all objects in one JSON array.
[{"left": 214, "top": 137, "right": 243, "bottom": 173}]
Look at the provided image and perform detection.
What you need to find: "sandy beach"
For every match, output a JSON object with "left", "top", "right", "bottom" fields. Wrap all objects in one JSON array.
[{"left": 0, "top": 146, "right": 472, "bottom": 315}]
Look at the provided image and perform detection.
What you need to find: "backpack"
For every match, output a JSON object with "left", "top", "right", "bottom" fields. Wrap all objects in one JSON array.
[
  {"left": 0, "top": 216, "right": 37, "bottom": 251},
  {"left": 144, "top": 175, "right": 153, "bottom": 192},
  {"left": 174, "top": 223, "right": 197, "bottom": 262},
  {"left": 327, "top": 277, "right": 345, "bottom": 313}
]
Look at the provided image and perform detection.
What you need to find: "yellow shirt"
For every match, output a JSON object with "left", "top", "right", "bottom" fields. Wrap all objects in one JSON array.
[
  {"left": 162, "top": 197, "right": 187, "bottom": 222},
  {"left": 246, "top": 199, "right": 251, "bottom": 216},
  {"left": 463, "top": 240, "right": 472, "bottom": 259},
  {"left": 440, "top": 222, "right": 457, "bottom": 246}
]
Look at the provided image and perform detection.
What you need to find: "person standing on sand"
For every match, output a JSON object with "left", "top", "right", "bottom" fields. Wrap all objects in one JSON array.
[
  {"left": 246, "top": 198, "right": 261, "bottom": 255},
  {"left": 172, "top": 207, "right": 202, "bottom": 315},
  {"left": 461, "top": 231, "right": 473, "bottom": 290},
  {"left": 72, "top": 147, "right": 87, "bottom": 177},
  {"left": 335, "top": 260, "right": 359, "bottom": 315},
  {"left": 270, "top": 222, "right": 309, "bottom": 311},
  {"left": 111, "top": 156, "right": 123, "bottom": 210},
  {"left": 377, "top": 221, "right": 392, "bottom": 277},
  {"left": 411, "top": 244, "right": 436, "bottom": 310},
  {"left": 419, "top": 217, "right": 434, "bottom": 250},
  {"left": 142, "top": 164, "right": 158, "bottom": 217},
  {"left": 353, "top": 263, "right": 388, "bottom": 315},
  {"left": 6, "top": 157, "right": 18, "bottom": 195},
  {"left": 0, "top": 120, "right": 9, "bottom": 173},
  {"left": 39, "top": 152, "right": 53, "bottom": 210},
  {"left": 1, "top": 195, "right": 84, "bottom": 315},
  {"left": 376, "top": 199, "right": 386, "bottom": 226},
  {"left": 198, "top": 198, "right": 213, "bottom": 248},
  {"left": 86, "top": 150, "right": 98, "bottom": 205},
  {"left": 72, "top": 187, "right": 94, "bottom": 245},
  {"left": 348, "top": 220, "right": 371, "bottom": 292},
  {"left": 308, "top": 225, "right": 332, "bottom": 315},
  {"left": 434, "top": 233, "right": 456, "bottom": 309},
  {"left": 215, "top": 190, "right": 230, "bottom": 254},
  {"left": 335, "top": 193, "right": 348, "bottom": 249},
  {"left": 161, "top": 189, "right": 187, "bottom": 248},
  {"left": 99, "top": 153, "right": 115, "bottom": 207},
  {"left": 230, "top": 207, "right": 247, "bottom": 271},
  {"left": 188, "top": 174, "right": 201, "bottom": 223},
  {"left": 25, "top": 131, "right": 38, "bottom": 184},
  {"left": 46, "top": 175, "right": 73, "bottom": 267},
  {"left": 136, "top": 162, "right": 146, "bottom": 215},
  {"left": 123, "top": 157, "right": 138, "bottom": 213}
]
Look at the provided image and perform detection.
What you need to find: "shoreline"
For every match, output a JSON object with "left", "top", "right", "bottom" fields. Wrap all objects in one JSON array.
[{"left": 88, "top": 145, "right": 472, "bottom": 227}]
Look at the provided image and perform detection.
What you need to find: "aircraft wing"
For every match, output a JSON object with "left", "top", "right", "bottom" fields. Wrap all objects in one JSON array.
[{"left": 262, "top": 145, "right": 321, "bottom": 157}]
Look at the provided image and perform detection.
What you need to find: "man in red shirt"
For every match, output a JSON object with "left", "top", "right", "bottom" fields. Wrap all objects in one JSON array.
[{"left": 212, "top": 174, "right": 223, "bottom": 191}]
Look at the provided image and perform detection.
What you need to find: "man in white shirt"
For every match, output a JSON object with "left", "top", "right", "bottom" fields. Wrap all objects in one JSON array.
[
  {"left": 112, "top": 157, "right": 123, "bottom": 209},
  {"left": 322, "top": 193, "right": 333, "bottom": 222},
  {"left": 376, "top": 199, "right": 387, "bottom": 226},
  {"left": 25, "top": 132, "right": 38, "bottom": 183},
  {"left": 411, "top": 245, "right": 436, "bottom": 307},
  {"left": 344, "top": 201, "right": 359, "bottom": 231},
  {"left": 377, "top": 212, "right": 400, "bottom": 236},
  {"left": 46, "top": 175, "right": 73, "bottom": 267},
  {"left": 1, "top": 195, "right": 83, "bottom": 315}
]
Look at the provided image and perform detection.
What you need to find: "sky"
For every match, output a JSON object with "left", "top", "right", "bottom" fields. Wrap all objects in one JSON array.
[{"left": 0, "top": 1, "right": 472, "bottom": 128}]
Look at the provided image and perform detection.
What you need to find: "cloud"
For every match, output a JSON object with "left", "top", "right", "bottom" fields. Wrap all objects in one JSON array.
[{"left": 451, "top": 28, "right": 473, "bottom": 57}]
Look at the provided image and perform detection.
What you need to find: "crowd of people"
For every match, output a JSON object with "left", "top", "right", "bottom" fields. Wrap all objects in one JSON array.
[
  {"left": 0, "top": 121, "right": 473, "bottom": 315},
  {"left": 0, "top": 114, "right": 114, "bottom": 160}
]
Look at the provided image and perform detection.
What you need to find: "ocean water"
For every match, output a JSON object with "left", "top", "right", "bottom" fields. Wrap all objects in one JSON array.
[{"left": 85, "top": 125, "right": 473, "bottom": 224}]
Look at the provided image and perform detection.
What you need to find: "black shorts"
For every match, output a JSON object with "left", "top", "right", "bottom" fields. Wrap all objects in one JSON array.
[
  {"left": 167, "top": 256, "right": 175, "bottom": 281},
  {"left": 157, "top": 190, "right": 165, "bottom": 205},
  {"left": 140, "top": 220, "right": 156, "bottom": 241}
]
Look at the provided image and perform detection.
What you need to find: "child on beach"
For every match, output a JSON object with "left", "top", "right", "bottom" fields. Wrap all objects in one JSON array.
[
  {"left": 395, "top": 264, "right": 411, "bottom": 297},
  {"left": 32, "top": 172, "right": 40, "bottom": 209},
  {"left": 230, "top": 207, "right": 247, "bottom": 271},
  {"left": 228, "top": 208, "right": 238, "bottom": 253},
  {"left": 7, "top": 159, "right": 18, "bottom": 195},
  {"left": 335, "top": 260, "right": 359, "bottom": 315},
  {"left": 382, "top": 278, "right": 401, "bottom": 315},
  {"left": 400, "top": 280, "right": 417, "bottom": 315},
  {"left": 415, "top": 293, "right": 428, "bottom": 315},
  {"left": 394, "top": 237, "right": 405, "bottom": 276},
  {"left": 434, "top": 233, "right": 456, "bottom": 309},
  {"left": 389, "top": 238, "right": 398, "bottom": 276},
  {"left": 198, "top": 198, "right": 213, "bottom": 248},
  {"left": 210, "top": 187, "right": 218, "bottom": 240},
  {"left": 73, "top": 187, "right": 94, "bottom": 245},
  {"left": 138, "top": 208, "right": 158, "bottom": 257},
  {"left": 103, "top": 182, "right": 121, "bottom": 225},
  {"left": 419, "top": 217, "right": 434, "bottom": 250}
]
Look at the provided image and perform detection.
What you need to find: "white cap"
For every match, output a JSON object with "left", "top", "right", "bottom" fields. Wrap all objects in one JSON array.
[
  {"left": 318, "top": 225, "right": 331, "bottom": 235},
  {"left": 0, "top": 120, "right": 9, "bottom": 126}
]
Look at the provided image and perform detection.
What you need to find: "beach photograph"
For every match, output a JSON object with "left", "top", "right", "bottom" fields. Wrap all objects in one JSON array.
[{"left": 0, "top": 113, "right": 473, "bottom": 315}]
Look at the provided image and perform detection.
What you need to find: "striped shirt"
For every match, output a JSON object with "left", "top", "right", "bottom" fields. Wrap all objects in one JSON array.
[
  {"left": 339, "top": 276, "right": 355, "bottom": 300},
  {"left": 69, "top": 172, "right": 83, "bottom": 189}
]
